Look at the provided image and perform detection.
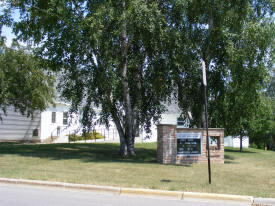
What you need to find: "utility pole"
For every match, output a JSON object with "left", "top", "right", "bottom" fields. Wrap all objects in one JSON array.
[{"left": 201, "top": 60, "right": 211, "bottom": 184}]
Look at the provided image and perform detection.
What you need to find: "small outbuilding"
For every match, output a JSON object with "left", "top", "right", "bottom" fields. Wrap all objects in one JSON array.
[{"left": 224, "top": 136, "right": 249, "bottom": 148}]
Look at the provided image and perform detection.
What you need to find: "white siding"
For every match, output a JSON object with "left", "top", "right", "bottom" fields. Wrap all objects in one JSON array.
[
  {"left": 140, "top": 124, "right": 158, "bottom": 142},
  {"left": 224, "top": 136, "right": 249, "bottom": 148},
  {"left": 40, "top": 103, "right": 82, "bottom": 140},
  {"left": 142, "top": 113, "right": 181, "bottom": 142},
  {"left": 0, "top": 107, "right": 41, "bottom": 141},
  {"left": 159, "top": 102, "right": 181, "bottom": 125},
  {"left": 159, "top": 114, "right": 180, "bottom": 125}
]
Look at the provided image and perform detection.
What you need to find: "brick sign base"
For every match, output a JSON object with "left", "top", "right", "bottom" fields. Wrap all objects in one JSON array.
[{"left": 157, "top": 125, "right": 224, "bottom": 164}]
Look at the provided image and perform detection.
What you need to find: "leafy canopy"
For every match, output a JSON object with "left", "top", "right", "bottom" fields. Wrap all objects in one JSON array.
[
  {"left": 1, "top": 0, "right": 274, "bottom": 154},
  {"left": 0, "top": 41, "right": 55, "bottom": 118}
]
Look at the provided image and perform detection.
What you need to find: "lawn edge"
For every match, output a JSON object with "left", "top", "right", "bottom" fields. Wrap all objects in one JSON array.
[{"left": 0, "top": 177, "right": 254, "bottom": 203}]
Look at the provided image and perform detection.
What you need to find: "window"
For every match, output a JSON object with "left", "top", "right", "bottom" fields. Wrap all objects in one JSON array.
[
  {"left": 33, "top": 129, "right": 39, "bottom": 137},
  {"left": 52, "top": 112, "right": 56, "bottom": 123},
  {"left": 209, "top": 136, "right": 220, "bottom": 150},
  {"left": 177, "top": 117, "right": 185, "bottom": 127},
  {"left": 78, "top": 109, "right": 83, "bottom": 121},
  {"left": 135, "top": 123, "right": 140, "bottom": 137},
  {"left": 63, "top": 112, "right": 68, "bottom": 125},
  {"left": 57, "top": 126, "right": 60, "bottom": 136}
]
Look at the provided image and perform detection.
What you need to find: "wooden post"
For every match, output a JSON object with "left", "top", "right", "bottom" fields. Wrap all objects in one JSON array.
[{"left": 202, "top": 60, "right": 211, "bottom": 184}]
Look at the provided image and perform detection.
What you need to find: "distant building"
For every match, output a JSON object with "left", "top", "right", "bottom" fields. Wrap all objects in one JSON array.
[{"left": 224, "top": 136, "right": 249, "bottom": 148}]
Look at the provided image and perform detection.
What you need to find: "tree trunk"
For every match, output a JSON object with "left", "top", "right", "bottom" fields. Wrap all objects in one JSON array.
[
  {"left": 109, "top": 95, "right": 136, "bottom": 156},
  {"left": 111, "top": 110, "right": 128, "bottom": 156},
  {"left": 127, "top": 60, "right": 143, "bottom": 156},
  {"left": 240, "top": 135, "right": 243, "bottom": 152},
  {"left": 120, "top": 138, "right": 128, "bottom": 156},
  {"left": 126, "top": 130, "right": 135, "bottom": 156},
  {"left": 127, "top": 113, "right": 138, "bottom": 156},
  {"left": 107, "top": 95, "right": 128, "bottom": 156},
  {"left": 120, "top": 0, "right": 135, "bottom": 156}
]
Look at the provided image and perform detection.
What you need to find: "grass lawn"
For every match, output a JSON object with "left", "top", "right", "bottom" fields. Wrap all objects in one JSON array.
[{"left": 0, "top": 142, "right": 274, "bottom": 197}]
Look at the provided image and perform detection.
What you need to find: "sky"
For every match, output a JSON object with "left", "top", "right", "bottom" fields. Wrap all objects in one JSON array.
[
  {"left": 2, "top": 26, "right": 15, "bottom": 46},
  {"left": 1, "top": 6, "right": 20, "bottom": 46}
]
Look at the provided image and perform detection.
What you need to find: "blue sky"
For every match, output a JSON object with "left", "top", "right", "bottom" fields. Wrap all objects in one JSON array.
[
  {"left": 2, "top": 26, "right": 15, "bottom": 46},
  {"left": 1, "top": 7, "right": 20, "bottom": 46}
]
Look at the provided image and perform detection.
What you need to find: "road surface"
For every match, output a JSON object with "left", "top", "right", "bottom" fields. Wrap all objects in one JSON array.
[{"left": 0, "top": 184, "right": 250, "bottom": 206}]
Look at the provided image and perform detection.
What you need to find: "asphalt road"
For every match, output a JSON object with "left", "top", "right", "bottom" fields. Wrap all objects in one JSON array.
[{"left": 0, "top": 184, "right": 250, "bottom": 206}]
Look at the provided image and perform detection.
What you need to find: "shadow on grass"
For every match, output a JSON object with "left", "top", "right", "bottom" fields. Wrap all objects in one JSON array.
[
  {"left": 224, "top": 160, "right": 238, "bottom": 164},
  {"left": 224, "top": 154, "right": 235, "bottom": 160},
  {"left": 0, "top": 142, "right": 158, "bottom": 164},
  {"left": 225, "top": 148, "right": 256, "bottom": 153},
  {"left": 160, "top": 179, "right": 172, "bottom": 183},
  {"left": 224, "top": 154, "right": 237, "bottom": 164},
  {"left": 0, "top": 142, "right": 21, "bottom": 146}
]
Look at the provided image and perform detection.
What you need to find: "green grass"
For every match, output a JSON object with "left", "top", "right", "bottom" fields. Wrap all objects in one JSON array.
[{"left": 0, "top": 142, "right": 274, "bottom": 197}]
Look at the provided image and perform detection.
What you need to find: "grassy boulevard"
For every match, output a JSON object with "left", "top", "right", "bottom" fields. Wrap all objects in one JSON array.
[{"left": 0, "top": 142, "right": 274, "bottom": 197}]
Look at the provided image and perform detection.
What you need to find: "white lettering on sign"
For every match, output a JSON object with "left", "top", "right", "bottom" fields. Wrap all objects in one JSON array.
[{"left": 177, "top": 133, "right": 202, "bottom": 139}]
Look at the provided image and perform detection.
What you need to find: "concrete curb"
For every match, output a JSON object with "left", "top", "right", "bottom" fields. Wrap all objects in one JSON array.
[
  {"left": 253, "top": 198, "right": 275, "bottom": 206},
  {"left": 184, "top": 192, "right": 253, "bottom": 202},
  {"left": 0, "top": 178, "right": 120, "bottom": 194},
  {"left": 120, "top": 187, "right": 184, "bottom": 199},
  {"left": 0, "top": 177, "right": 254, "bottom": 204}
]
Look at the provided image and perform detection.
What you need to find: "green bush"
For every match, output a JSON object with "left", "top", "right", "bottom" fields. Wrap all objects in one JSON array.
[{"left": 68, "top": 132, "right": 105, "bottom": 142}]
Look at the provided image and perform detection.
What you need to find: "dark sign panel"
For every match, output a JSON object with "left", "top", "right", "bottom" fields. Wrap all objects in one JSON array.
[{"left": 177, "top": 133, "right": 202, "bottom": 155}]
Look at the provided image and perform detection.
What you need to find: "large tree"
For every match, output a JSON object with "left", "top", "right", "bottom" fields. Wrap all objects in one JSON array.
[
  {"left": 2, "top": 0, "right": 176, "bottom": 155},
  {"left": 221, "top": 17, "right": 274, "bottom": 151},
  {"left": 168, "top": 1, "right": 274, "bottom": 152},
  {"left": 2, "top": 0, "right": 273, "bottom": 155},
  {"left": 0, "top": 40, "right": 55, "bottom": 118}
]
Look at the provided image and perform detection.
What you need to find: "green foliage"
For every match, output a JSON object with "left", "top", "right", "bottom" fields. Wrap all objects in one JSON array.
[
  {"left": 219, "top": 19, "right": 274, "bottom": 149},
  {"left": 248, "top": 96, "right": 275, "bottom": 150},
  {"left": 267, "top": 68, "right": 275, "bottom": 98},
  {"left": 162, "top": 0, "right": 274, "bottom": 131},
  {"left": 0, "top": 41, "right": 55, "bottom": 118},
  {"left": 68, "top": 132, "right": 105, "bottom": 142},
  {"left": 1, "top": 0, "right": 274, "bottom": 153},
  {"left": 222, "top": 19, "right": 274, "bottom": 133},
  {"left": 2, "top": 0, "right": 175, "bottom": 154}
]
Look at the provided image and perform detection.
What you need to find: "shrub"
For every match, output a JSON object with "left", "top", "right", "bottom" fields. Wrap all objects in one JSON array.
[{"left": 68, "top": 132, "right": 105, "bottom": 142}]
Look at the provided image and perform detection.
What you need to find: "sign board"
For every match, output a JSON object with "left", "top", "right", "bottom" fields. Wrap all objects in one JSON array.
[{"left": 177, "top": 133, "right": 202, "bottom": 155}]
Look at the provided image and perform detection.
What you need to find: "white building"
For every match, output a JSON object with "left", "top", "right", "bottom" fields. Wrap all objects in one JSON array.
[
  {"left": 224, "top": 136, "right": 249, "bottom": 148},
  {"left": 0, "top": 101, "right": 184, "bottom": 143},
  {"left": 0, "top": 107, "right": 41, "bottom": 142},
  {"left": 0, "top": 103, "right": 81, "bottom": 143}
]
